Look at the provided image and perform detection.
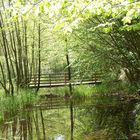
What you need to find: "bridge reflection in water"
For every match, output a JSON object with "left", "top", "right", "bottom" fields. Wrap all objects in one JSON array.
[{"left": 0, "top": 95, "right": 138, "bottom": 140}]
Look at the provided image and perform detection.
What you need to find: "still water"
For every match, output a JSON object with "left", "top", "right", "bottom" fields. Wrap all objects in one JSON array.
[{"left": 0, "top": 95, "right": 140, "bottom": 140}]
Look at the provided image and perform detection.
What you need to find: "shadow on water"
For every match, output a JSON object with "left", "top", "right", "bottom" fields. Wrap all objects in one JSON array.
[{"left": 0, "top": 94, "right": 140, "bottom": 140}]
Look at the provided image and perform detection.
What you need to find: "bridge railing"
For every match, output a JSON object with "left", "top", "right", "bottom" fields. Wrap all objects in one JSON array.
[{"left": 28, "top": 72, "right": 102, "bottom": 87}]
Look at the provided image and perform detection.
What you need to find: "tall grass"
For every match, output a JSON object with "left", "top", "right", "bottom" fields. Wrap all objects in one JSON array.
[
  {"left": 72, "top": 81, "right": 137, "bottom": 97},
  {"left": 38, "top": 82, "right": 133, "bottom": 98},
  {"left": 38, "top": 86, "right": 70, "bottom": 96},
  {"left": 0, "top": 89, "right": 40, "bottom": 123},
  {"left": 73, "top": 85, "right": 94, "bottom": 97},
  {"left": 72, "top": 84, "right": 116, "bottom": 97}
]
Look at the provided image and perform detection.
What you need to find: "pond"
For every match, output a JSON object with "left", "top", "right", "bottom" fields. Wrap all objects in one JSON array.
[{"left": 0, "top": 94, "right": 140, "bottom": 140}]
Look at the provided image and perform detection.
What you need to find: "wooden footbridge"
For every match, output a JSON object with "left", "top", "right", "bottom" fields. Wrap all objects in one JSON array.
[{"left": 28, "top": 72, "right": 102, "bottom": 88}]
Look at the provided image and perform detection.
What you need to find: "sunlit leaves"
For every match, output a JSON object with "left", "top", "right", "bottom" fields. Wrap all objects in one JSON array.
[
  {"left": 54, "top": 20, "right": 66, "bottom": 30},
  {"left": 50, "top": 0, "right": 140, "bottom": 33},
  {"left": 94, "top": 22, "right": 115, "bottom": 33},
  {"left": 3, "top": 0, "right": 140, "bottom": 34},
  {"left": 120, "top": 22, "right": 140, "bottom": 31},
  {"left": 39, "top": 4, "right": 45, "bottom": 13},
  {"left": 122, "top": 5, "right": 140, "bottom": 24},
  {"left": 122, "top": 16, "right": 132, "bottom": 24}
]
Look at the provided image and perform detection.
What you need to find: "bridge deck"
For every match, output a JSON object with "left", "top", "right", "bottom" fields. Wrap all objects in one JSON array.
[{"left": 29, "top": 81, "right": 102, "bottom": 88}]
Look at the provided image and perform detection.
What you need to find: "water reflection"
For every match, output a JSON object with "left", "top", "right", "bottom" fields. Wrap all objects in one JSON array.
[
  {"left": 70, "top": 101, "right": 74, "bottom": 140},
  {"left": 83, "top": 97, "right": 137, "bottom": 140},
  {"left": 0, "top": 95, "right": 140, "bottom": 140}
]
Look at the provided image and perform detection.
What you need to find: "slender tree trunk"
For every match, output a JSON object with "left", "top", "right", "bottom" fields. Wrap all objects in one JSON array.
[
  {"left": 0, "top": 11, "right": 14, "bottom": 95},
  {"left": 40, "top": 110, "right": 46, "bottom": 139},
  {"left": 0, "top": 61, "right": 6, "bottom": 87},
  {"left": 22, "top": 20, "right": 28, "bottom": 86},
  {"left": 30, "top": 22, "right": 35, "bottom": 82},
  {"left": 65, "top": 38, "right": 72, "bottom": 95},
  {"left": 15, "top": 21, "right": 24, "bottom": 87},
  {"left": 36, "top": 22, "right": 41, "bottom": 92},
  {"left": 70, "top": 100, "right": 74, "bottom": 140}
]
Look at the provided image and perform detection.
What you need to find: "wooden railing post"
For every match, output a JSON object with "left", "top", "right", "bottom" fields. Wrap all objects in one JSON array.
[
  {"left": 65, "top": 72, "right": 67, "bottom": 85},
  {"left": 34, "top": 74, "right": 36, "bottom": 86},
  {"left": 95, "top": 73, "right": 96, "bottom": 83},
  {"left": 49, "top": 74, "right": 51, "bottom": 87}
]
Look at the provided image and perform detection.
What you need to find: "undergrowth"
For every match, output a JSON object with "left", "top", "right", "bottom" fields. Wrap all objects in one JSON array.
[
  {"left": 38, "top": 81, "right": 138, "bottom": 97},
  {"left": 0, "top": 89, "right": 40, "bottom": 123}
]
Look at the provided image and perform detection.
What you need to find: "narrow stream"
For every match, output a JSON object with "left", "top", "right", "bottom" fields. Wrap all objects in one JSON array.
[{"left": 0, "top": 95, "right": 140, "bottom": 140}]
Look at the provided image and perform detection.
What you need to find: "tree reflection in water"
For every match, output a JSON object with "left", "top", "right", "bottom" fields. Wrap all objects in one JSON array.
[
  {"left": 80, "top": 96, "right": 138, "bottom": 140},
  {"left": 0, "top": 96, "right": 140, "bottom": 140}
]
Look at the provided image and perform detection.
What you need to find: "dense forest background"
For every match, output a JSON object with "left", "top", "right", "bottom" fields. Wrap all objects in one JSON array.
[{"left": 0, "top": 0, "right": 140, "bottom": 95}]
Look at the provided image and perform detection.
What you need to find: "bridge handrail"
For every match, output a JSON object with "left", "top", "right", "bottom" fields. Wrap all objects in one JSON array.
[{"left": 28, "top": 72, "right": 102, "bottom": 86}]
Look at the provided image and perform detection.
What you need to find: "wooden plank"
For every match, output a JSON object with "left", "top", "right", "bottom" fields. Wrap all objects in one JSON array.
[
  {"left": 29, "top": 78, "right": 69, "bottom": 81},
  {"left": 29, "top": 78, "right": 99, "bottom": 84}
]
